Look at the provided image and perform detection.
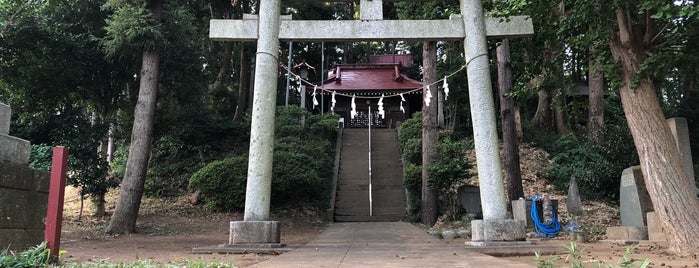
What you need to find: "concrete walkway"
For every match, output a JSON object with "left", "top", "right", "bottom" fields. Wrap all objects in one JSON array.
[{"left": 252, "top": 222, "right": 534, "bottom": 267}]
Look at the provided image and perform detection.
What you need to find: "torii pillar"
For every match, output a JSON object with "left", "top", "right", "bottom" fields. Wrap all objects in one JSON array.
[
  {"left": 211, "top": 0, "right": 533, "bottom": 247},
  {"left": 228, "top": 0, "right": 284, "bottom": 248}
]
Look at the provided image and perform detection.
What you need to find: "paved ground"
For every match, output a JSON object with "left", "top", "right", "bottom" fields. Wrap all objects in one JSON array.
[{"left": 252, "top": 222, "right": 534, "bottom": 267}]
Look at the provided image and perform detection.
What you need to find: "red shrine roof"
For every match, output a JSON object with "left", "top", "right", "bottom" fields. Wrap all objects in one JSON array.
[{"left": 320, "top": 63, "right": 423, "bottom": 92}]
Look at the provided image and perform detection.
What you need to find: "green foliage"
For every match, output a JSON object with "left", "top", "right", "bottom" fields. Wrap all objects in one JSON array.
[
  {"left": 100, "top": 2, "right": 166, "bottom": 57},
  {"left": 188, "top": 155, "right": 248, "bottom": 211},
  {"left": 534, "top": 250, "right": 558, "bottom": 268},
  {"left": 109, "top": 145, "right": 128, "bottom": 180},
  {"left": 403, "top": 163, "right": 422, "bottom": 193},
  {"left": 398, "top": 112, "right": 422, "bottom": 146},
  {"left": 427, "top": 136, "right": 473, "bottom": 192},
  {"left": 543, "top": 113, "right": 638, "bottom": 200},
  {"left": 398, "top": 112, "right": 474, "bottom": 221},
  {"left": 534, "top": 242, "right": 650, "bottom": 268},
  {"left": 403, "top": 162, "right": 422, "bottom": 222},
  {"left": 273, "top": 137, "right": 333, "bottom": 201},
  {"left": 188, "top": 106, "right": 339, "bottom": 211},
  {"left": 614, "top": 245, "right": 650, "bottom": 268},
  {"left": 0, "top": 242, "right": 52, "bottom": 267},
  {"left": 29, "top": 144, "right": 53, "bottom": 171}
]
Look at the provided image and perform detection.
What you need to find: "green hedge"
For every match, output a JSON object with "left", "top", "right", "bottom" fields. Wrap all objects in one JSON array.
[
  {"left": 188, "top": 106, "right": 338, "bottom": 211},
  {"left": 188, "top": 156, "right": 249, "bottom": 211}
]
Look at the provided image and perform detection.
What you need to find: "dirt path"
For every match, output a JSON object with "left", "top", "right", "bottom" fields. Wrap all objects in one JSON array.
[{"left": 59, "top": 188, "right": 325, "bottom": 267}]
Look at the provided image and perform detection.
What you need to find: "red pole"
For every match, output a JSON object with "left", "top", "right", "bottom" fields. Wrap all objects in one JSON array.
[{"left": 44, "top": 146, "right": 68, "bottom": 259}]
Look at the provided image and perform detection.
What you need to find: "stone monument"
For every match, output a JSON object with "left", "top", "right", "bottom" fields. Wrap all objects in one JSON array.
[
  {"left": 666, "top": 117, "right": 696, "bottom": 192},
  {"left": 567, "top": 176, "right": 583, "bottom": 215},
  {"left": 606, "top": 166, "right": 651, "bottom": 240}
]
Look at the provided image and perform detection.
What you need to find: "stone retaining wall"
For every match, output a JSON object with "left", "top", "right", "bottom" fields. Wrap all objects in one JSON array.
[{"left": 0, "top": 162, "right": 50, "bottom": 251}]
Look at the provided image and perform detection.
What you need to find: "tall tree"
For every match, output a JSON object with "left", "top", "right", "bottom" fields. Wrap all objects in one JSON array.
[
  {"left": 609, "top": 0, "right": 699, "bottom": 255},
  {"left": 421, "top": 41, "right": 439, "bottom": 226},
  {"left": 497, "top": 39, "right": 524, "bottom": 202},
  {"left": 105, "top": 0, "right": 164, "bottom": 234},
  {"left": 0, "top": 0, "right": 123, "bottom": 215},
  {"left": 233, "top": 44, "right": 250, "bottom": 121},
  {"left": 587, "top": 53, "right": 604, "bottom": 143}
]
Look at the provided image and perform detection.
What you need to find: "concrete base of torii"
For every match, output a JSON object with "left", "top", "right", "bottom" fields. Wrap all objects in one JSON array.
[
  {"left": 470, "top": 219, "right": 526, "bottom": 242},
  {"left": 227, "top": 221, "right": 284, "bottom": 248},
  {"left": 191, "top": 221, "right": 287, "bottom": 254}
]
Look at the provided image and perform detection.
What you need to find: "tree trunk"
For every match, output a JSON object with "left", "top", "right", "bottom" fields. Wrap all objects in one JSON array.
[
  {"left": 107, "top": 47, "right": 160, "bottom": 234},
  {"left": 94, "top": 134, "right": 107, "bottom": 217},
  {"left": 530, "top": 87, "right": 552, "bottom": 131},
  {"left": 514, "top": 103, "right": 523, "bottom": 138},
  {"left": 421, "top": 41, "right": 439, "bottom": 226},
  {"left": 611, "top": 8, "right": 699, "bottom": 256},
  {"left": 210, "top": 42, "right": 233, "bottom": 97},
  {"left": 497, "top": 39, "right": 524, "bottom": 202},
  {"left": 233, "top": 44, "right": 249, "bottom": 121},
  {"left": 107, "top": 0, "right": 162, "bottom": 234},
  {"left": 587, "top": 54, "right": 604, "bottom": 143},
  {"left": 553, "top": 104, "right": 570, "bottom": 134}
]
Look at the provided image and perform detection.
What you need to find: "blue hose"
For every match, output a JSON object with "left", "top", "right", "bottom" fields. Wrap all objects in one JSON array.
[{"left": 531, "top": 195, "right": 560, "bottom": 238}]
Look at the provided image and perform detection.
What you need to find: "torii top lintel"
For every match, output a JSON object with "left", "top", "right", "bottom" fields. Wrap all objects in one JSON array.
[{"left": 210, "top": 0, "right": 533, "bottom": 42}]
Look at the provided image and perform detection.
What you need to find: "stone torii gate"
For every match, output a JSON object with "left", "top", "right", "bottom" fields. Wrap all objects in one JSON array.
[{"left": 211, "top": 0, "right": 533, "bottom": 248}]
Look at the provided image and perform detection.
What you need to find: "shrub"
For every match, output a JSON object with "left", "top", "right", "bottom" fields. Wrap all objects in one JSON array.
[
  {"left": 398, "top": 112, "right": 422, "bottom": 146},
  {"left": 273, "top": 136, "right": 333, "bottom": 202},
  {"left": 188, "top": 155, "right": 248, "bottom": 211},
  {"left": 189, "top": 106, "right": 339, "bottom": 211},
  {"left": 403, "top": 163, "right": 422, "bottom": 222},
  {"left": 29, "top": 144, "right": 53, "bottom": 171},
  {"left": 428, "top": 136, "right": 473, "bottom": 192},
  {"left": 545, "top": 124, "right": 638, "bottom": 200}
]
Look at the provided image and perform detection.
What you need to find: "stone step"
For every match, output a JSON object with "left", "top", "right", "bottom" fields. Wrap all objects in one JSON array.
[
  {"left": 335, "top": 128, "right": 405, "bottom": 222},
  {"left": 334, "top": 207, "right": 406, "bottom": 216},
  {"left": 334, "top": 214, "right": 404, "bottom": 222},
  {"left": 336, "top": 184, "right": 404, "bottom": 190}
]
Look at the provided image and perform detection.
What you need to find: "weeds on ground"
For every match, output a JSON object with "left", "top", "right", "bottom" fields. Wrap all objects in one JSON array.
[
  {"left": 535, "top": 242, "right": 650, "bottom": 268},
  {"left": 0, "top": 242, "right": 54, "bottom": 267},
  {"left": 58, "top": 259, "right": 236, "bottom": 268},
  {"left": 2, "top": 243, "right": 235, "bottom": 268}
]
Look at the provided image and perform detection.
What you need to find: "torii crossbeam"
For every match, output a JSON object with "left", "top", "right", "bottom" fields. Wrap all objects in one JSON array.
[{"left": 210, "top": 0, "right": 534, "bottom": 249}]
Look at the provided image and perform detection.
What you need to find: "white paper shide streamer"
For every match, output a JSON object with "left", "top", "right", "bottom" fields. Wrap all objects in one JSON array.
[
  {"left": 331, "top": 91, "right": 336, "bottom": 113},
  {"left": 425, "top": 85, "right": 432, "bottom": 107},
  {"left": 443, "top": 76, "right": 449, "bottom": 101},
  {"left": 377, "top": 94, "right": 385, "bottom": 118},
  {"left": 312, "top": 85, "right": 319, "bottom": 108},
  {"left": 296, "top": 75, "right": 302, "bottom": 92},
  {"left": 350, "top": 94, "right": 357, "bottom": 119},
  {"left": 400, "top": 93, "right": 406, "bottom": 113}
]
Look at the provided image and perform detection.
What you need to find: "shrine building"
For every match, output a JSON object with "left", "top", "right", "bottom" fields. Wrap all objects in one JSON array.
[{"left": 318, "top": 54, "right": 423, "bottom": 128}]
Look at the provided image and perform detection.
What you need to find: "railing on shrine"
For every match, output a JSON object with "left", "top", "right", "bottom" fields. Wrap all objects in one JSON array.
[{"left": 348, "top": 111, "right": 386, "bottom": 128}]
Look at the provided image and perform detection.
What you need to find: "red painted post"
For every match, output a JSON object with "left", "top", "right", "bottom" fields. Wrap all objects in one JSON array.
[{"left": 44, "top": 146, "right": 68, "bottom": 259}]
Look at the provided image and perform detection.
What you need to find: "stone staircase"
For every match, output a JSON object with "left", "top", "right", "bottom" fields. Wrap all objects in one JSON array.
[{"left": 334, "top": 128, "right": 406, "bottom": 222}]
